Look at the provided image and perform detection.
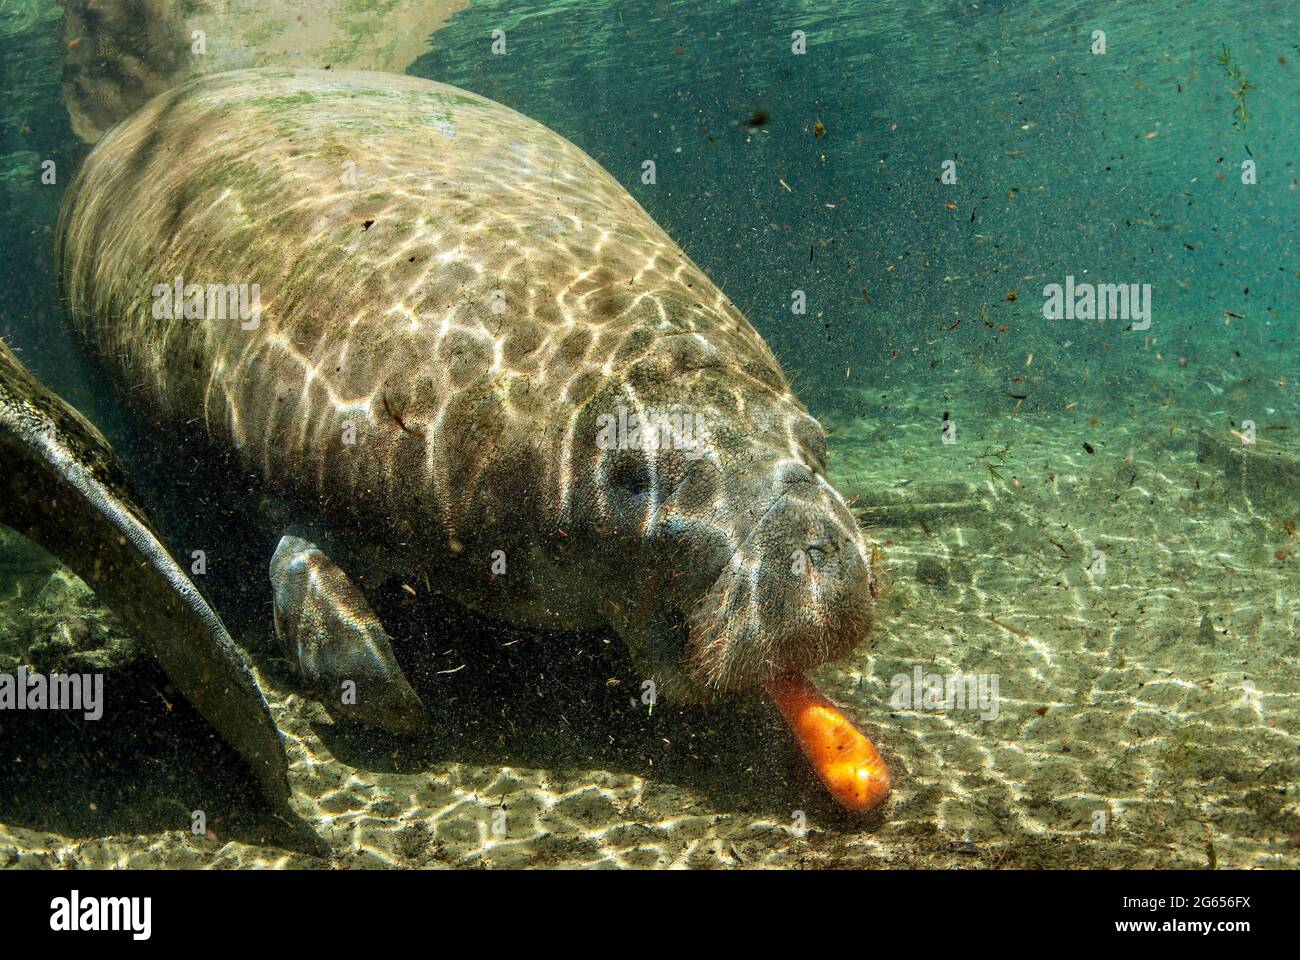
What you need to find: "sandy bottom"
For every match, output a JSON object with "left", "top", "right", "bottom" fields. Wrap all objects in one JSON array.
[{"left": 2, "top": 340, "right": 1298, "bottom": 869}]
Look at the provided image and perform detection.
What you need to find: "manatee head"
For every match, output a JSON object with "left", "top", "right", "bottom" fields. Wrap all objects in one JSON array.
[{"left": 570, "top": 332, "right": 879, "bottom": 703}]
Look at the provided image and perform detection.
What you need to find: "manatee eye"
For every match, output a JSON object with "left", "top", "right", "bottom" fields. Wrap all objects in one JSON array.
[{"left": 607, "top": 452, "right": 652, "bottom": 497}]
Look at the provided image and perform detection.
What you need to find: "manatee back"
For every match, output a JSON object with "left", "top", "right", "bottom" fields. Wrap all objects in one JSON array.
[{"left": 57, "top": 68, "right": 789, "bottom": 564}]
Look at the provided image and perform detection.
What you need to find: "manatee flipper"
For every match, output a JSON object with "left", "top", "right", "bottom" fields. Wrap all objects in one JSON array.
[
  {"left": 0, "top": 338, "right": 290, "bottom": 805},
  {"left": 270, "top": 535, "right": 428, "bottom": 734}
]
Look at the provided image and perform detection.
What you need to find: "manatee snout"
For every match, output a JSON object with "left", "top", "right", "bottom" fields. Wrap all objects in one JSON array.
[
  {"left": 589, "top": 380, "right": 878, "bottom": 702},
  {"left": 685, "top": 468, "right": 877, "bottom": 694}
]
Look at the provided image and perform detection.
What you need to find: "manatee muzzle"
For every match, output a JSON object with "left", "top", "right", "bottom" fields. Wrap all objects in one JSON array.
[{"left": 684, "top": 472, "right": 877, "bottom": 693}]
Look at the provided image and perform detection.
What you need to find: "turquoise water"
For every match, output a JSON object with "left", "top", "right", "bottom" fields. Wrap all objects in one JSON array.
[
  {"left": 1, "top": 0, "right": 1296, "bottom": 415},
  {"left": 0, "top": 0, "right": 1297, "bottom": 868},
  {"left": 5, "top": 0, "right": 1296, "bottom": 424},
  {"left": 413, "top": 0, "right": 1297, "bottom": 392}
]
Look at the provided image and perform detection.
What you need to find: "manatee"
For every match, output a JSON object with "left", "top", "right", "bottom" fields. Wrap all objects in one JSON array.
[
  {"left": 57, "top": 68, "right": 886, "bottom": 805},
  {"left": 0, "top": 337, "right": 289, "bottom": 804}
]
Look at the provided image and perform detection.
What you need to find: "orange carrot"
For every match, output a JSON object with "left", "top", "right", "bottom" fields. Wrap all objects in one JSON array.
[{"left": 765, "top": 673, "right": 892, "bottom": 813}]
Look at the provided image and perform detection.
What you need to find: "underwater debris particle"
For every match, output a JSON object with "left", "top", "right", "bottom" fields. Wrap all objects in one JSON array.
[
  {"left": 381, "top": 393, "right": 424, "bottom": 439},
  {"left": 1214, "top": 45, "right": 1253, "bottom": 128},
  {"left": 986, "top": 615, "right": 1030, "bottom": 639}
]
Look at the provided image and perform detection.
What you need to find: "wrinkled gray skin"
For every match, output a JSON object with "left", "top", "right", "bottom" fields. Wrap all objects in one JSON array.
[
  {"left": 0, "top": 337, "right": 289, "bottom": 803},
  {"left": 56, "top": 68, "right": 880, "bottom": 727}
]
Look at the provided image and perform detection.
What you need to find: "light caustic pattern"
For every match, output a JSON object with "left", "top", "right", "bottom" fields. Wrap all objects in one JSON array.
[
  {"left": 2, "top": 377, "right": 1297, "bottom": 868},
  {"left": 56, "top": 68, "right": 876, "bottom": 696}
]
